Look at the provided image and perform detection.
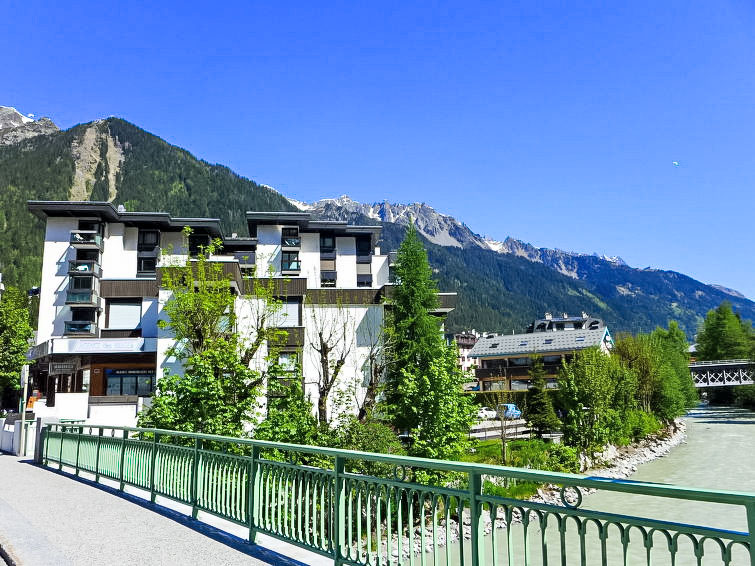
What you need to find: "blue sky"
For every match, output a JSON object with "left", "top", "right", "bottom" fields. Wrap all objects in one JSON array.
[{"left": 4, "top": 1, "right": 755, "bottom": 299}]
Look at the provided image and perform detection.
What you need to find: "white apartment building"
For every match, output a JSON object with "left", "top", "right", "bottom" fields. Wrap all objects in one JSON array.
[{"left": 27, "top": 201, "right": 456, "bottom": 426}]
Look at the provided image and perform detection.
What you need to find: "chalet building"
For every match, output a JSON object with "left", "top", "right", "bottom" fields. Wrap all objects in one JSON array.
[
  {"left": 26, "top": 201, "right": 456, "bottom": 426},
  {"left": 446, "top": 331, "right": 481, "bottom": 374},
  {"left": 470, "top": 313, "right": 613, "bottom": 392}
]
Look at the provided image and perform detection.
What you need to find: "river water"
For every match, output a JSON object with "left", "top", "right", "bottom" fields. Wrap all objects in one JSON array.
[{"left": 430, "top": 405, "right": 755, "bottom": 565}]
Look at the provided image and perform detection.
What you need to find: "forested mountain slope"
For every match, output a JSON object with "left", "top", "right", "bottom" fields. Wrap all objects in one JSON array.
[{"left": 0, "top": 118, "right": 295, "bottom": 290}]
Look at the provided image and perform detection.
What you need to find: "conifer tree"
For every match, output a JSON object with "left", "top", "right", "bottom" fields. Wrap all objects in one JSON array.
[
  {"left": 526, "top": 357, "right": 561, "bottom": 437},
  {"left": 384, "top": 225, "right": 473, "bottom": 460}
]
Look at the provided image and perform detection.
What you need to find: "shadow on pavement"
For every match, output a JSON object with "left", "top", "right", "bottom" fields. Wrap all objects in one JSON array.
[{"left": 24, "top": 460, "right": 310, "bottom": 566}]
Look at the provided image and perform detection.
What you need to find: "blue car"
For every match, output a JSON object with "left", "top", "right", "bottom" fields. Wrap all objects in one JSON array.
[{"left": 499, "top": 403, "right": 522, "bottom": 419}]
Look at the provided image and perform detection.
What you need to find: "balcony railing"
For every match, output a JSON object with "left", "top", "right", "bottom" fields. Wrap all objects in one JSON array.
[
  {"left": 232, "top": 251, "right": 256, "bottom": 267},
  {"left": 281, "top": 260, "right": 301, "bottom": 272},
  {"left": 68, "top": 260, "right": 101, "bottom": 277},
  {"left": 69, "top": 231, "right": 102, "bottom": 249},
  {"left": 65, "top": 290, "right": 100, "bottom": 307},
  {"left": 281, "top": 237, "right": 301, "bottom": 248},
  {"left": 356, "top": 254, "right": 372, "bottom": 264},
  {"left": 63, "top": 321, "right": 97, "bottom": 336}
]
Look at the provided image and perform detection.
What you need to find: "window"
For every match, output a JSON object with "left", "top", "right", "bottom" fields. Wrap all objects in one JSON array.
[
  {"left": 281, "top": 251, "right": 300, "bottom": 271},
  {"left": 70, "top": 276, "right": 93, "bottom": 290},
  {"left": 269, "top": 299, "right": 301, "bottom": 327},
  {"left": 490, "top": 343, "right": 499, "bottom": 349},
  {"left": 544, "top": 338, "right": 553, "bottom": 345},
  {"left": 321, "top": 271, "right": 337, "bottom": 287},
  {"left": 519, "top": 341, "right": 528, "bottom": 346},
  {"left": 278, "top": 352, "right": 298, "bottom": 372},
  {"left": 137, "top": 229, "right": 160, "bottom": 251},
  {"left": 556, "top": 323, "right": 565, "bottom": 331},
  {"left": 78, "top": 220, "right": 100, "bottom": 232},
  {"left": 320, "top": 234, "right": 335, "bottom": 252},
  {"left": 356, "top": 274, "right": 372, "bottom": 287},
  {"left": 575, "top": 336, "right": 586, "bottom": 342},
  {"left": 355, "top": 236, "right": 371, "bottom": 256},
  {"left": 105, "top": 369, "right": 155, "bottom": 396},
  {"left": 282, "top": 227, "right": 299, "bottom": 238},
  {"left": 107, "top": 300, "right": 142, "bottom": 329},
  {"left": 188, "top": 234, "right": 211, "bottom": 256},
  {"left": 137, "top": 256, "right": 157, "bottom": 275},
  {"left": 71, "top": 307, "right": 96, "bottom": 322}
]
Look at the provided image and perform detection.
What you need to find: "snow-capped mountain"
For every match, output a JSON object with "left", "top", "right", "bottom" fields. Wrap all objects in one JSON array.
[
  {"left": 292, "top": 195, "right": 629, "bottom": 281},
  {"left": 0, "top": 106, "right": 33, "bottom": 129},
  {"left": 0, "top": 106, "right": 58, "bottom": 145}
]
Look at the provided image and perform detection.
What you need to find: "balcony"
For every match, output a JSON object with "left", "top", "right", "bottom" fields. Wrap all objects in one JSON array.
[
  {"left": 320, "top": 250, "right": 336, "bottom": 260},
  {"left": 64, "top": 321, "right": 97, "bottom": 336},
  {"left": 281, "top": 259, "right": 301, "bottom": 273},
  {"left": 232, "top": 251, "right": 256, "bottom": 267},
  {"left": 68, "top": 260, "right": 101, "bottom": 278},
  {"left": 281, "top": 237, "right": 301, "bottom": 249},
  {"left": 356, "top": 254, "right": 372, "bottom": 264},
  {"left": 65, "top": 290, "right": 101, "bottom": 308},
  {"left": 70, "top": 231, "right": 102, "bottom": 250}
]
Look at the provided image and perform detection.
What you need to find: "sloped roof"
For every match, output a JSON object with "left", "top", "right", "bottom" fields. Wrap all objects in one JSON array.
[{"left": 469, "top": 328, "right": 610, "bottom": 358}]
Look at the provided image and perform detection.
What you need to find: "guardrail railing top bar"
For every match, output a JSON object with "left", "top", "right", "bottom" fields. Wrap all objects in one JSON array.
[{"left": 45, "top": 423, "right": 755, "bottom": 507}]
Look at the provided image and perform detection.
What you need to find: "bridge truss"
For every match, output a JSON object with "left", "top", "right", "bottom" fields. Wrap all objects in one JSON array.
[{"left": 690, "top": 359, "right": 754, "bottom": 388}]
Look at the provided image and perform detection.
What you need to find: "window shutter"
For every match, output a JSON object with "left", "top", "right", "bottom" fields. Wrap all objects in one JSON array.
[{"left": 108, "top": 301, "right": 142, "bottom": 328}]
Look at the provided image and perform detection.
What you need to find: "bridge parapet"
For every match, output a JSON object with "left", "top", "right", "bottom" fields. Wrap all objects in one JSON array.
[
  {"left": 689, "top": 359, "right": 755, "bottom": 388},
  {"left": 40, "top": 423, "right": 755, "bottom": 565}
]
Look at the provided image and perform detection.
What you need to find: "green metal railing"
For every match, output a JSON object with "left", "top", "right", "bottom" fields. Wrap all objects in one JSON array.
[{"left": 41, "top": 423, "right": 755, "bottom": 566}]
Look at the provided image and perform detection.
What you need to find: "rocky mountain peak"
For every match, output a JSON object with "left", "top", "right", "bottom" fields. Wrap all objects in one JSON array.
[
  {"left": 0, "top": 106, "right": 59, "bottom": 146},
  {"left": 0, "top": 106, "right": 33, "bottom": 129}
]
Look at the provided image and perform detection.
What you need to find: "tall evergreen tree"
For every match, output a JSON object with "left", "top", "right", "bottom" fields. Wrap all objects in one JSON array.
[
  {"left": 526, "top": 357, "right": 561, "bottom": 437},
  {"left": 384, "top": 225, "right": 473, "bottom": 460}
]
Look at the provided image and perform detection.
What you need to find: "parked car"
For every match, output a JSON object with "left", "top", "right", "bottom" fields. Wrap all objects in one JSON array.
[
  {"left": 498, "top": 403, "right": 522, "bottom": 419},
  {"left": 477, "top": 406, "right": 498, "bottom": 420}
]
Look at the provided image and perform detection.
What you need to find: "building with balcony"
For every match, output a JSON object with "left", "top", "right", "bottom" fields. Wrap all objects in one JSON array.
[
  {"left": 27, "top": 201, "right": 453, "bottom": 426},
  {"left": 470, "top": 314, "right": 613, "bottom": 392}
]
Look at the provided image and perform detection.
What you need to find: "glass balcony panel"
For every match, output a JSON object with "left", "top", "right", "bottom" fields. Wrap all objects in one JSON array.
[
  {"left": 281, "top": 260, "right": 301, "bottom": 271},
  {"left": 70, "top": 231, "right": 102, "bottom": 248},
  {"left": 65, "top": 290, "right": 100, "bottom": 306},
  {"left": 68, "top": 260, "right": 101, "bottom": 277},
  {"left": 64, "top": 321, "right": 96, "bottom": 335},
  {"left": 281, "top": 237, "right": 301, "bottom": 248}
]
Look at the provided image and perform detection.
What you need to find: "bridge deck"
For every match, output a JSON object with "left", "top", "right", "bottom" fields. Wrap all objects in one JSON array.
[{"left": 0, "top": 454, "right": 327, "bottom": 566}]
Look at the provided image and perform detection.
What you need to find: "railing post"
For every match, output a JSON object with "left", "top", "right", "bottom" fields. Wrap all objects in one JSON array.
[
  {"left": 469, "top": 471, "right": 482, "bottom": 566},
  {"left": 150, "top": 432, "right": 159, "bottom": 503},
  {"left": 42, "top": 425, "right": 49, "bottom": 466},
  {"left": 248, "top": 445, "right": 260, "bottom": 543},
  {"left": 119, "top": 429, "right": 127, "bottom": 490},
  {"left": 75, "top": 426, "right": 83, "bottom": 476},
  {"left": 190, "top": 437, "right": 201, "bottom": 519},
  {"left": 95, "top": 428, "right": 103, "bottom": 482},
  {"left": 58, "top": 425, "right": 64, "bottom": 470},
  {"left": 333, "top": 455, "right": 345, "bottom": 565}
]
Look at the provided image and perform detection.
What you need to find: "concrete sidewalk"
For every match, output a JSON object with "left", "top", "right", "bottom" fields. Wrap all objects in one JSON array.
[{"left": 0, "top": 454, "right": 329, "bottom": 566}]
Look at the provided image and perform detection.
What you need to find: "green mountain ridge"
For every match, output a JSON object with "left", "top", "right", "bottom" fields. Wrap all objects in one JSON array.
[
  {"left": 0, "top": 118, "right": 295, "bottom": 290},
  {"left": 0, "top": 116, "right": 752, "bottom": 338}
]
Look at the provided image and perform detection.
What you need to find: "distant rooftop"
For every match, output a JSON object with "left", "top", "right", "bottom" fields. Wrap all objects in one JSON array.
[{"left": 470, "top": 327, "right": 611, "bottom": 358}]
